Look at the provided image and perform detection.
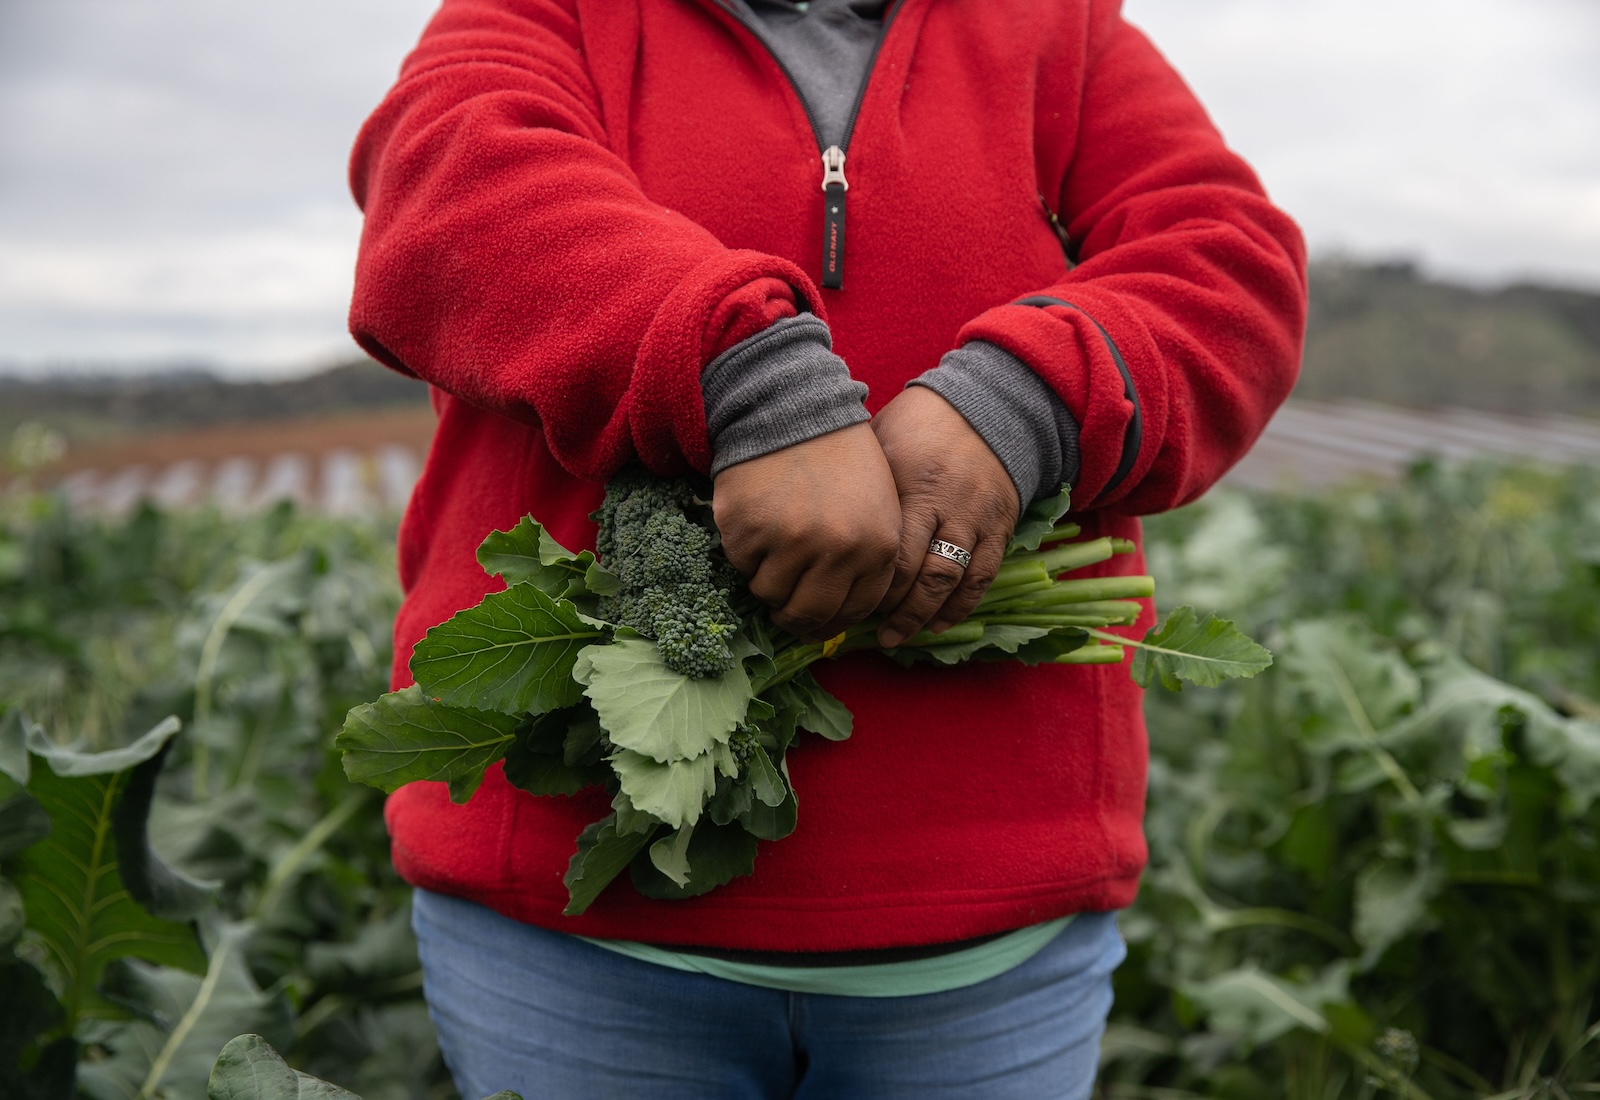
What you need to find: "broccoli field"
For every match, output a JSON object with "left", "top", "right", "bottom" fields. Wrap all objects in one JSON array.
[{"left": 2, "top": 461, "right": 1598, "bottom": 1098}]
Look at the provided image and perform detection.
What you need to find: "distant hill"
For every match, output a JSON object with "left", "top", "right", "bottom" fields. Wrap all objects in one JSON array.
[
  {"left": 3, "top": 261, "right": 1598, "bottom": 445},
  {"left": 1299, "top": 260, "right": 1600, "bottom": 414},
  {"left": 0, "top": 359, "right": 429, "bottom": 443}
]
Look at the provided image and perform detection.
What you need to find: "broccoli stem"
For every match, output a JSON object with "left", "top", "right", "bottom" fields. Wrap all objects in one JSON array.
[
  {"left": 895, "top": 621, "right": 986, "bottom": 649},
  {"left": 1054, "top": 643, "right": 1126, "bottom": 665},
  {"left": 978, "top": 613, "right": 1123, "bottom": 628},
  {"left": 993, "top": 574, "right": 1154, "bottom": 606},
  {"left": 978, "top": 598, "right": 1142, "bottom": 623},
  {"left": 991, "top": 536, "right": 1129, "bottom": 589},
  {"left": 746, "top": 538, "right": 1147, "bottom": 692},
  {"left": 976, "top": 577, "right": 1054, "bottom": 609}
]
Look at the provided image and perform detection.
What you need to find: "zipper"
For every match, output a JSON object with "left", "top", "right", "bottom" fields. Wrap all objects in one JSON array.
[{"left": 714, "top": 0, "right": 908, "bottom": 290}]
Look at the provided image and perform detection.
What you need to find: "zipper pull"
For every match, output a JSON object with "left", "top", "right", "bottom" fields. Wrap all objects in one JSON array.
[{"left": 820, "top": 145, "right": 847, "bottom": 289}]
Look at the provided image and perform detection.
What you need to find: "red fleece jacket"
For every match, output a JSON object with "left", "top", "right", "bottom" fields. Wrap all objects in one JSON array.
[{"left": 349, "top": 0, "right": 1306, "bottom": 951}]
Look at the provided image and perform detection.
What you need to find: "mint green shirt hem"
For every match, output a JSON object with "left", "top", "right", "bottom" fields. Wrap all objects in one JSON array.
[{"left": 577, "top": 916, "right": 1074, "bottom": 998}]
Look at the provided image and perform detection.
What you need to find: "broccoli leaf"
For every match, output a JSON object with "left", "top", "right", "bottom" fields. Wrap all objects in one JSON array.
[
  {"left": 744, "top": 745, "right": 787, "bottom": 807},
  {"left": 896, "top": 624, "right": 1054, "bottom": 666},
  {"left": 476, "top": 516, "right": 598, "bottom": 601},
  {"left": 1008, "top": 484, "right": 1073, "bottom": 552},
  {"left": 706, "top": 772, "right": 755, "bottom": 826},
  {"left": 411, "top": 584, "right": 602, "bottom": 716},
  {"left": 1116, "top": 607, "right": 1273, "bottom": 691},
  {"left": 738, "top": 759, "right": 798, "bottom": 841},
  {"left": 338, "top": 685, "right": 520, "bottom": 802},
  {"left": 648, "top": 825, "right": 695, "bottom": 887},
  {"left": 563, "top": 814, "right": 656, "bottom": 916},
  {"left": 502, "top": 708, "right": 608, "bottom": 796},
  {"left": 1009, "top": 630, "right": 1091, "bottom": 665},
  {"left": 630, "top": 820, "right": 759, "bottom": 900},
  {"left": 562, "top": 713, "right": 606, "bottom": 767},
  {"left": 208, "top": 1032, "right": 360, "bottom": 1099},
  {"left": 14, "top": 718, "right": 208, "bottom": 1032},
  {"left": 611, "top": 790, "right": 663, "bottom": 836},
  {"left": 609, "top": 750, "right": 717, "bottom": 829},
  {"left": 574, "top": 638, "right": 750, "bottom": 763},
  {"left": 781, "top": 671, "right": 853, "bottom": 741}
]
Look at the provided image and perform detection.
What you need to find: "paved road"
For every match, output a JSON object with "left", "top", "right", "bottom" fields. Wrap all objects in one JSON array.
[{"left": 13, "top": 399, "right": 1600, "bottom": 513}]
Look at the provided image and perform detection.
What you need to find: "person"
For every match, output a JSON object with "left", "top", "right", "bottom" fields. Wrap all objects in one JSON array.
[{"left": 347, "top": 0, "right": 1306, "bottom": 1095}]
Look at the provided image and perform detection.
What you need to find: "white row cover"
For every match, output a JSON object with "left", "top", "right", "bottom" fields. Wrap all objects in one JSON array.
[{"left": 39, "top": 445, "right": 422, "bottom": 516}]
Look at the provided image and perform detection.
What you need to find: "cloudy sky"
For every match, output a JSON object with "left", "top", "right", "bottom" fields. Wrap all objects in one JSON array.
[{"left": 1, "top": 0, "right": 1596, "bottom": 376}]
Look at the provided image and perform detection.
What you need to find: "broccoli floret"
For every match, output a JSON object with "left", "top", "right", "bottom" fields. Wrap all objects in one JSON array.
[
  {"left": 592, "top": 470, "right": 740, "bottom": 679},
  {"left": 652, "top": 588, "right": 740, "bottom": 678},
  {"left": 635, "top": 512, "right": 715, "bottom": 588}
]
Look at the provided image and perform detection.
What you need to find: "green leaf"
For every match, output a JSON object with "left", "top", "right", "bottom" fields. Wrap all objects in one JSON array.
[
  {"left": 648, "top": 825, "right": 695, "bottom": 887},
  {"left": 779, "top": 672, "right": 853, "bottom": 741},
  {"left": 609, "top": 750, "right": 717, "bottom": 829},
  {"left": 475, "top": 516, "right": 596, "bottom": 599},
  {"left": 303, "top": 905, "right": 420, "bottom": 992},
  {"left": 563, "top": 714, "right": 606, "bottom": 767},
  {"left": 502, "top": 708, "right": 608, "bottom": 796},
  {"left": 574, "top": 638, "right": 751, "bottom": 763},
  {"left": 0, "top": 786, "right": 51, "bottom": 861},
  {"left": 411, "top": 584, "right": 601, "bottom": 716},
  {"left": 1181, "top": 964, "right": 1350, "bottom": 1048},
  {"left": 1009, "top": 630, "right": 1091, "bottom": 665},
  {"left": 744, "top": 745, "right": 787, "bottom": 807},
  {"left": 630, "top": 819, "right": 759, "bottom": 900},
  {"left": 0, "top": 707, "right": 29, "bottom": 785},
  {"left": 338, "top": 685, "right": 520, "bottom": 802},
  {"left": 611, "top": 790, "right": 664, "bottom": 836},
  {"left": 0, "top": 877, "right": 22, "bottom": 943},
  {"left": 24, "top": 713, "right": 180, "bottom": 777},
  {"left": 14, "top": 719, "right": 207, "bottom": 1031},
  {"left": 1008, "top": 483, "right": 1073, "bottom": 552},
  {"left": 207, "top": 1033, "right": 360, "bottom": 1099},
  {"left": 111, "top": 734, "right": 220, "bottom": 920},
  {"left": 584, "top": 562, "right": 621, "bottom": 597},
  {"left": 1353, "top": 861, "right": 1440, "bottom": 966},
  {"left": 1280, "top": 618, "right": 1421, "bottom": 742},
  {"left": 901, "top": 623, "right": 1054, "bottom": 666},
  {"left": 86, "top": 922, "right": 294, "bottom": 1100},
  {"left": 0, "top": 954, "right": 64, "bottom": 1086},
  {"left": 1123, "top": 607, "right": 1273, "bottom": 691},
  {"left": 738, "top": 760, "right": 797, "bottom": 841},
  {"left": 706, "top": 773, "right": 754, "bottom": 827},
  {"left": 563, "top": 814, "right": 657, "bottom": 916}
]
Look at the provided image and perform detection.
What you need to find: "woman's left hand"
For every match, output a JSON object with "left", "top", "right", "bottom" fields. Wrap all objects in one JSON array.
[{"left": 871, "top": 386, "right": 1020, "bottom": 647}]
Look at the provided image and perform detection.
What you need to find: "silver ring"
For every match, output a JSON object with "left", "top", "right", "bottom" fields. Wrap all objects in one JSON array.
[{"left": 927, "top": 539, "right": 973, "bottom": 570}]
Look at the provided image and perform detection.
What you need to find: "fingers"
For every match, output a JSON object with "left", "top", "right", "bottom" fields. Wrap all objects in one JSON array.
[
  {"left": 876, "top": 523, "right": 979, "bottom": 648},
  {"left": 713, "top": 423, "right": 902, "bottom": 638},
  {"left": 878, "top": 503, "right": 940, "bottom": 614},
  {"left": 868, "top": 386, "right": 1021, "bottom": 648},
  {"left": 928, "top": 531, "right": 1007, "bottom": 633},
  {"left": 802, "top": 556, "right": 898, "bottom": 642}
]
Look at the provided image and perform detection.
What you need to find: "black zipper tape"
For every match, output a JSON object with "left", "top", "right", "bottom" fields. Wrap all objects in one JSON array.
[
  {"left": 1015, "top": 296, "right": 1142, "bottom": 498},
  {"left": 822, "top": 183, "right": 846, "bottom": 289}
]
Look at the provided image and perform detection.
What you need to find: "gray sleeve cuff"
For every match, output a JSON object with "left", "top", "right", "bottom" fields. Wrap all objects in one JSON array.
[
  {"left": 908, "top": 341, "right": 1081, "bottom": 508},
  {"left": 701, "top": 313, "right": 870, "bottom": 477}
]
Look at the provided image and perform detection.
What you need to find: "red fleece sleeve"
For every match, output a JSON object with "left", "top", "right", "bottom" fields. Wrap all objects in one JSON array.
[
  {"left": 348, "top": 0, "right": 811, "bottom": 478},
  {"left": 956, "top": 3, "right": 1307, "bottom": 514}
]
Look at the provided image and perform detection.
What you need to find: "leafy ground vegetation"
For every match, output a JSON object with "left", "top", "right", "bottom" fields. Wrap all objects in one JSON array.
[{"left": 2, "top": 460, "right": 1598, "bottom": 1098}]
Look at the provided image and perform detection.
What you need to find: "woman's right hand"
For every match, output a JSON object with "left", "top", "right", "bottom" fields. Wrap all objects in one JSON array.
[{"left": 713, "top": 423, "right": 901, "bottom": 641}]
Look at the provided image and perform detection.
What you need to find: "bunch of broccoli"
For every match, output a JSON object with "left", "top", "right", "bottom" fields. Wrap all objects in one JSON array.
[{"left": 593, "top": 471, "right": 742, "bottom": 679}]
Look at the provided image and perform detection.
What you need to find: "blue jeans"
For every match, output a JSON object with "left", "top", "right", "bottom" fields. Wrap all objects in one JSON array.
[{"left": 412, "top": 889, "right": 1124, "bottom": 1099}]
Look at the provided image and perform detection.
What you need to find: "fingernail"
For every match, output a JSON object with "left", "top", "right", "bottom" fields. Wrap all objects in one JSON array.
[
  {"left": 879, "top": 627, "right": 905, "bottom": 648},
  {"left": 929, "top": 620, "right": 949, "bottom": 634}
]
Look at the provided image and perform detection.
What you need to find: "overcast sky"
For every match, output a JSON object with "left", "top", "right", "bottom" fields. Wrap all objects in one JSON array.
[{"left": 1, "top": 0, "right": 1596, "bottom": 377}]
